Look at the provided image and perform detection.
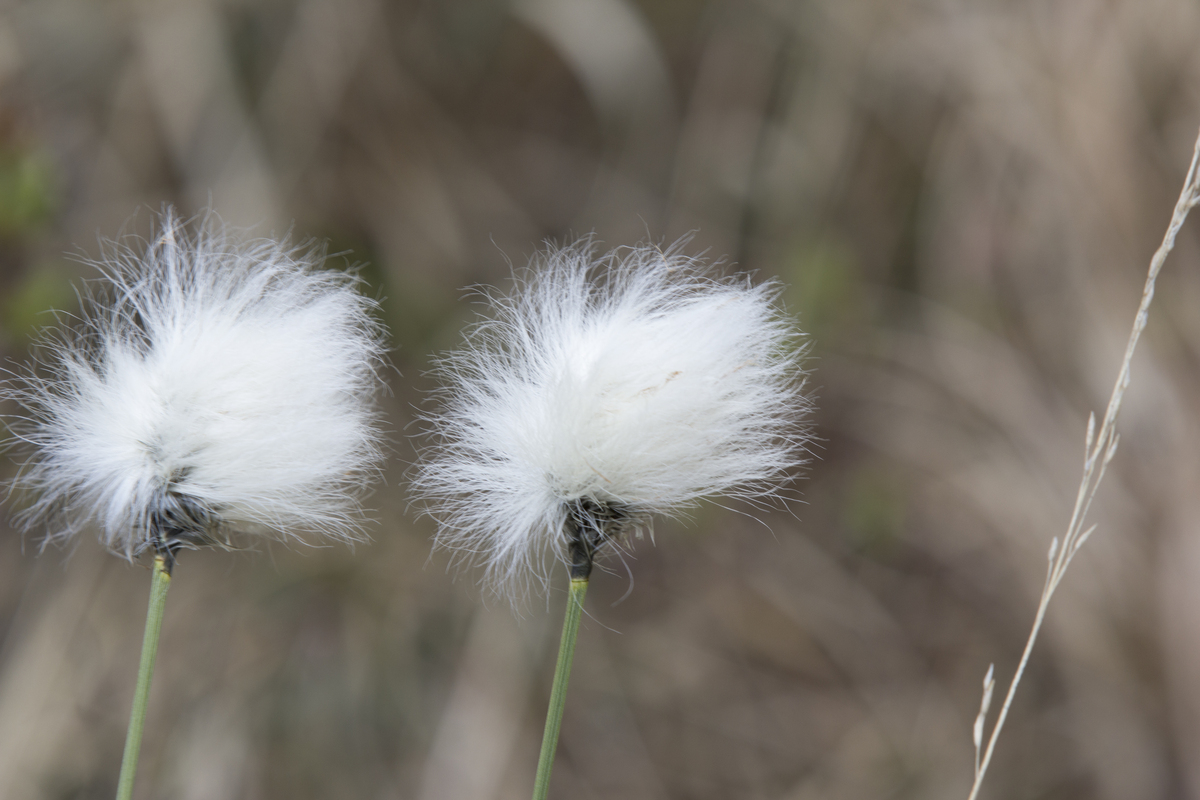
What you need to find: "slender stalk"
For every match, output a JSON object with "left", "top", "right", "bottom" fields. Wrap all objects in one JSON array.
[
  {"left": 115, "top": 555, "right": 172, "bottom": 800},
  {"left": 532, "top": 577, "right": 589, "bottom": 800},
  {"left": 967, "top": 126, "right": 1200, "bottom": 800}
]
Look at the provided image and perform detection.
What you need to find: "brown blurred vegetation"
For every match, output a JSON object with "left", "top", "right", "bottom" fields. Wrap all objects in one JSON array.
[{"left": 3, "top": 0, "right": 1200, "bottom": 798}]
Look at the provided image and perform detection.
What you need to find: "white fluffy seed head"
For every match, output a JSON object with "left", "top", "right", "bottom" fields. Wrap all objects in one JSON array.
[
  {"left": 414, "top": 240, "right": 811, "bottom": 598},
  {"left": 3, "top": 211, "right": 388, "bottom": 560}
]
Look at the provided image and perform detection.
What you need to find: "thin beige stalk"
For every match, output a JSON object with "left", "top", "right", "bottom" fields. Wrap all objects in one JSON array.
[{"left": 967, "top": 126, "right": 1200, "bottom": 800}]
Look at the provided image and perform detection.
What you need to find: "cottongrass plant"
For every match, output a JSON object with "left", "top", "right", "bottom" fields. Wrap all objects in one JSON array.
[
  {"left": 968, "top": 126, "right": 1200, "bottom": 799},
  {"left": 2, "top": 210, "right": 386, "bottom": 800},
  {"left": 415, "top": 240, "right": 810, "bottom": 800}
]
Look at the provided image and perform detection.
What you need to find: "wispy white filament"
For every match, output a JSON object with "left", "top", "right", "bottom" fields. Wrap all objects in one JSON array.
[
  {"left": 415, "top": 240, "right": 810, "bottom": 596},
  {"left": 4, "top": 211, "right": 387, "bottom": 558}
]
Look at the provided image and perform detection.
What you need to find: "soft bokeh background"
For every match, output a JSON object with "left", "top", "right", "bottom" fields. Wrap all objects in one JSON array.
[{"left": 2, "top": 0, "right": 1200, "bottom": 798}]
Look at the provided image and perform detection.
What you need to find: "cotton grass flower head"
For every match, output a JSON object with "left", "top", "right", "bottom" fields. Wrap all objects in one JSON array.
[
  {"left": 4, "top": 210, "right": 387, "bottom": 567},
  {"left": 415, "top": 239, "right": 809, "bottom": 598}
]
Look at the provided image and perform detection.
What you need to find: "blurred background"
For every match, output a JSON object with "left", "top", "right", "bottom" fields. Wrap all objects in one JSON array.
[{"left": 2, "top": 0, "right": 1200, "bottom": 798}]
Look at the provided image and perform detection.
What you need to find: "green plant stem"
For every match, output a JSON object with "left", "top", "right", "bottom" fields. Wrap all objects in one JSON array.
[
  {"left": 532, "top": 577, "right": 589, "bottom": 800},
  {"left": 115, "top": 555, "right": 172, "bottom": 800}
]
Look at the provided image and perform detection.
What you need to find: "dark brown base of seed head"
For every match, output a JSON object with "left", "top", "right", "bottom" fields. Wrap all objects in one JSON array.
[
  {"left": 147, "top": 489, "right": 215, "bottom": 575},
  {"left": 566, "top": 497, "right": 627, "bottom": 580}
]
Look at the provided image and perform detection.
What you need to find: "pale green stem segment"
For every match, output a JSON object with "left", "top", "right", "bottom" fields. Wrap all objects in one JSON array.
[
  {"left": 532, "top": 577, "right": 589, "bottom": 800},
  {"left": 115, "top": 555, "right": 172, "bottom": 800}
]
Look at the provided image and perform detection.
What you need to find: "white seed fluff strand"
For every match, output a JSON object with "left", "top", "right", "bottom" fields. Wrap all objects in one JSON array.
[
  {"left": 4, "top": 212, "right": 387, "bottom": 559},
  {"left": 415, "top": 240, "right": 810, "bottom": 597}
]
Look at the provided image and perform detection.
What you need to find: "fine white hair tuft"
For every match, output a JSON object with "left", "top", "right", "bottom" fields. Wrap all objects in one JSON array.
[
  {"left": 3, "top": 210, "right": 388, "bottom": 562},
  {"left": 414, "top": 239, "right": 810, "bottom": 597}
]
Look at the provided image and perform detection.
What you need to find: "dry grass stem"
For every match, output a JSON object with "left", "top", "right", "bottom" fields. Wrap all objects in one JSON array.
[{"left": 967, "top": 125, "right": 1200, "bottom": 800}]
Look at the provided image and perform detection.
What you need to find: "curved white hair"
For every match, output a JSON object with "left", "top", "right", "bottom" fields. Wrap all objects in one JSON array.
[
  {"left": 415, "top": 239, "right": 810, "bottom": 598},
  {"left": 4, "top": 210, "right": 388, "bottom": 559}
]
